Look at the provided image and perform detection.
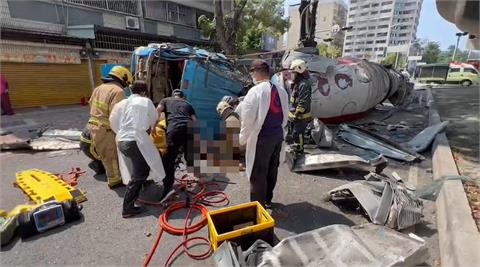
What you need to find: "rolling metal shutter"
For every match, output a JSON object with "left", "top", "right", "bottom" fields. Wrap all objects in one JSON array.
[{"left": 1, "top": 60, "right": 92, "bottom": 108}]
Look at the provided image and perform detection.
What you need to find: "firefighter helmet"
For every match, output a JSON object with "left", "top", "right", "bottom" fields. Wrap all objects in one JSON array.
[
  {"left": 290, "top": 59, "right": 307, "bottom": 74},
  {"left": 108, "top": 66, "right": 133, "bottom": 86}
]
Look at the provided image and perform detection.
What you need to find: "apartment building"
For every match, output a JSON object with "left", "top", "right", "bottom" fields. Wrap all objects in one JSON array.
[
  {"left": 0, "top": 0, "right": 220, "bottom": 108},
  {"left": 343, "top": 0, "right": 423, "bottom": 62},
  {"left": 287, "top": 0, "right": 348, "bottom": 50}
]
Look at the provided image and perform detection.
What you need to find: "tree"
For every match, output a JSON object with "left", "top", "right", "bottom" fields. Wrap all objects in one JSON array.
[
  {"left": 198, "top": 0, "right": 289, "bottom": 55},
  {"left": 438, "top": 44, "right": 469, "bottom": 63},
  {"left": 317, "top": 43, "right": 341, "bottom": 58},
  {"left": 422, "top": 41, "right": 441, "bottom": 64},
  {"left": 382, "top": 53, "right": 405, "bottom": 69}
]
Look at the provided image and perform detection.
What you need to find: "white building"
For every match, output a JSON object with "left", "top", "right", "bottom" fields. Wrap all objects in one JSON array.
[{"left": 343, "top": 0, "right": 423, "bottom": 62}]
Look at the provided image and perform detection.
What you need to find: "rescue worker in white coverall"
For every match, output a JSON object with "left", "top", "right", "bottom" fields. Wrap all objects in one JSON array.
[
  {"left": 239, "top": 59, "right": 289, "bottom": 209},
  {"left": 109, "top": 80, "right": 165, "bottom": 218}
]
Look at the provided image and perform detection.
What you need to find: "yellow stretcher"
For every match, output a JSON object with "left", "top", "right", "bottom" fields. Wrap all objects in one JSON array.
[{"left": 15, "top": 169, "right": 87, "bottom": 205}]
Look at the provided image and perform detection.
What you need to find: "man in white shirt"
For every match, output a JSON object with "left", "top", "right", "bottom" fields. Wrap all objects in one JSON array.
[
  {"left": 110, "top": 80, "right": 165, "bottom": 218},
  {"left": 239, "top": 60, "right": 289, "bottom": 208}
]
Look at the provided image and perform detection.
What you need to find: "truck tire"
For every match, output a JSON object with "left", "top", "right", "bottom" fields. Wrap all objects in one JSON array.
[{"left": 461, "top": 80, "right": 472, "bottom": 87}]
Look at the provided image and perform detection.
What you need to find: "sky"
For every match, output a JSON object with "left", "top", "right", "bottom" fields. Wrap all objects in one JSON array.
[{"left": 284, "top": 0, "right": 468, "bottom": 51}]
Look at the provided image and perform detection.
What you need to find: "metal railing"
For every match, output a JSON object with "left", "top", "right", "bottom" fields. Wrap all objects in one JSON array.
[{"left": 63, "top": 0, "right": 139, "bottom": 16}]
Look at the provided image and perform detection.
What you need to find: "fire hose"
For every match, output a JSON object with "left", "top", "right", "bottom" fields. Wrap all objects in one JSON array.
[{"left": 141, "top": 174, "right": 229, "bottom": 267}]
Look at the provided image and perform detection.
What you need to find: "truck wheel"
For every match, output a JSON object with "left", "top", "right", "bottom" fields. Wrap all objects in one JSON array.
[{"left": 461, "top": 80, "right": 472, "bottom": 87}]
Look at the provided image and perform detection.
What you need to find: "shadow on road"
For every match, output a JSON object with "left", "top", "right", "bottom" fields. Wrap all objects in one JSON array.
[{"left": 272, "top": 201, "right": 355, "bottom": 234}]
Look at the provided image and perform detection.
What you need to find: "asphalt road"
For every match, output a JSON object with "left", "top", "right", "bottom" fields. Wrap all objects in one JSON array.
[
  {"left": 0, "top": 95, "right": 439, "bottom": 266},
  {"left": 431, "top": 85, "right": 480, "bottom": 182}
]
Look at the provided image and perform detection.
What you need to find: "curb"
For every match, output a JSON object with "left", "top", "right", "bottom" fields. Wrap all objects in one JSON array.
[{"left": 427, "top": 88, "right": 480, "bottom": 267}]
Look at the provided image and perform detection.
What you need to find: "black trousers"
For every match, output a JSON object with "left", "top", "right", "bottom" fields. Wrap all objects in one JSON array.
[
  {"left": 118, "top": 141, "right": 150, "bottom": 211},
  {"left": 79, "top": 140, "right": 105, "bottom": 174},
  {"left": 250, "top": 134, "right": 283, "bottom": 206},
  {"left": 288, "top": 119, "right": 310, "bottom": 150},
  {"left": 162, "top": 126, "right": 191, "bottom": 190}
]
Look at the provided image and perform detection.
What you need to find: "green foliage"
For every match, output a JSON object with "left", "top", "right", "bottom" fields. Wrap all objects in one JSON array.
[
  {"left": 198, "top": 0, "right": 289, "bottom": 54},
  {"left": 438, "top": 45, "right": 469, "bottom": 63},
  {"left": 382, "top": 53, "right": 405, "bottom": 69},
  {"left": 317, "top": 43, "right": 341, "bottom": 58},
  {"left": 422, "top": 41, "right": 441, "bottom": 64}
]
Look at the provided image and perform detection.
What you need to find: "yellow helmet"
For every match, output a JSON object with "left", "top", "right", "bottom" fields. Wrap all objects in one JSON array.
[
  {"left": 290, "top": 59, "right": 307, "bottom": 74},
  {"left": 108, "top": 66, "right": 133, "bottom": 86}
]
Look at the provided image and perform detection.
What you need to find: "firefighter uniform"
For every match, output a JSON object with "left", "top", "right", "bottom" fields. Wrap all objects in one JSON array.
[
  {"left": 87, "top": 66, "right": 132, "bottom": 188},
  {"left": 79, "top": 127, "right": 105, "bottom": 175},
  {"left": 288, "top": 59, "right": 312, "bottom": 152}
]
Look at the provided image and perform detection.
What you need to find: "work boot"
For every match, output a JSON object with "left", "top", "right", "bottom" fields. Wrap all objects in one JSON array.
[
  {"left": 108, "top": 180, "right": 124, "bottom": 189},
  {"left": 88, "top": 160, "right": 105, "bottom": 175},
  {"left": 122, "top": 206, "right": 147, "bottom": 218}
]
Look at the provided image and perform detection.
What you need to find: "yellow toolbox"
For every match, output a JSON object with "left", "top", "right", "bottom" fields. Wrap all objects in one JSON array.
[{"left": 207, "top": 201, "right": 275, "bottom": 251}]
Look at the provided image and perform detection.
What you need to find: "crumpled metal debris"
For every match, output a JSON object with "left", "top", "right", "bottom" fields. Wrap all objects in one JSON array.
[
  {"left": 258, "top": 224, "right": 428, "bottom": 267},
  {"left": 329, "top": 172, "right": 423, "bottom": 230},
  {"left": 310, "top": 119, "right": 333, "bottom": 148},
  {"left": 337, "top": 124, "right": 423, "bottom": 162},
  {"left": 387, "top": 121, "right": 409, "bottom": 131},
  {"left": 406, "top": 121, "right": 449, "bottom": 152},
  {"left": 286, "top": 151, "right": 387, "bottom": 173}
]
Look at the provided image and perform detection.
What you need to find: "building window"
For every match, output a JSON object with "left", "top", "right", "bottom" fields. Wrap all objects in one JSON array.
[
  {"left": 358, "top": 27, "right": 367, "bottom": 31},
  {"left": 350, "top": 7, "right": 357, "bottom": 11},
  {"left": 380, "top": 9, "right": 391, "bottom": 13},
  {"left": 378, "top": 24, "right": 389, "bottom": 29},
  {"left": 167, "top": 2, "right": 179, "bottom": 22},
  {"left": 366, "top": 41, "right": 373, "bottom": 44},
  {"left": 376, "top": 40, "right": 386, "bottom": 44},
  {"left": 382, "top": 1, "right": 393, "bottom": 6},
  {"left": 361, "top": 4, "right": 370, "bottom": 9},
  {"left": 345, "top": 42, "right": 353, "bottom": 46},
  {"left": 345, "top": 35, "right": 353, "bottom": 40},
  {"left": 367, "top": 33, "right": 375, "bottom": 37},
  {"left": 371, "top": 11, "right": 378, "bottom": 15},
  {"left": 344, "top": 49, "right": 351, "bottom": 53},
  {"left": 365, "top": 48, "right": 372, "bottom": 51},
  {"left": 377, "top": 32, "right": 388, "bottom": 37},
  {"left": 64, "top": 0, "right": 139, "bottom": 15},
  {"left": 351, "top": 0, "right": 357, "bottom": 3},
  {"left": 368, "top": 26, "right": 376, "bottom": 30},
  {"left": 360, "top": 12, "right": 368, "bottom": 16},
  {"left": 372, "top": 3, "right": 379, "bottom": 7}
]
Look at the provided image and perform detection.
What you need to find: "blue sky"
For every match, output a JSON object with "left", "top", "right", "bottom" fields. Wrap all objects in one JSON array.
[{"left": 284, "top": 0, "right": 468, "bottom": 51}]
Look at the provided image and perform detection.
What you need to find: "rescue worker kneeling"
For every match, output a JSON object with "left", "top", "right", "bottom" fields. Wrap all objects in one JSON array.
[
  {"left": 79, "top": 126, "right": 105, "bottom": 175},
  {"left": 287, "top": 59, "right": 312, "bottom": 153},
  {"left": 109, "top": 81, "right": 165, "bottom": 218},
  {"left": 88, "top": 66, "right": 132, "bottom": 188}
]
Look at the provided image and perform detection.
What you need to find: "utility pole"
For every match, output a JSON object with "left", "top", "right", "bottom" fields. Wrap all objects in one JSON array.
[{"left": 452, "top": 32, "right": 468, "bottom": 61}]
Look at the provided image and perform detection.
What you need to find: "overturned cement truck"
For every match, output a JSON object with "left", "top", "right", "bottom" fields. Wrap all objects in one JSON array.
[{"left": 275, "top": 48, "right": 412, "bottom": 123}]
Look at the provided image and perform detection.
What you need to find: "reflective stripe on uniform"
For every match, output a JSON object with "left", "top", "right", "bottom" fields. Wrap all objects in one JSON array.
[
  {"left": 80, "top": 136, "right": 92, "bottom": 144},
  {"left": 91, "top": 99, "right": 109, "bottom": 113},
  {"left": 288, "top": 112, "right": 311, "bottom": 120},
  {"left": 296, "top": 106, "right": 305, "bottom": 113},
  {"left": 89, "top": 144, "right": 101, "bottom": 160},
  {"left": 88, "top": 117, "right": 111, "bottom": 128}
]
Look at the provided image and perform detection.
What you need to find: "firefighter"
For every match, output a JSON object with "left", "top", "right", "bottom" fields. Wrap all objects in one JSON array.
[
  {"left": 287, "top": 59, "right": 312, "bottom": 153},
  {"left": 79, "top": 126, "right": 105, "bottom": 175},
  {"left": 87, "top": 66, "right": 133, "bottom": 189}
]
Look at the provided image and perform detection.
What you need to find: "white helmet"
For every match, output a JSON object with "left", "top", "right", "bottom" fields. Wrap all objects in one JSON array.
[{"left": 290, "top": 59, "right": 307, "bottom": 74}]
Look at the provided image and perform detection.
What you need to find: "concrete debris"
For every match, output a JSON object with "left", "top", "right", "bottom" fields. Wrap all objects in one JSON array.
[
  {"left": 406, "top": 121, "right": 449, "bottom": 152},
  {"left": 286, "top": 151, "right": 388, "bottom": 173},
  {"left": 338, "top": 124, "right": 423, "bottom": 162},
  {"left": 41, "top": 129, "right": 82, "bottom": 141},
  {"left": 258, "top": 224, "right": 428, "bottom": 267},
  {"left": 29, "top": 137, "right": 80, "bottom": 150},
  {"left": 329, "top": 172, "right": 423, "bottom": 230},
  {"left": 414, "top": 175, "right": 473, "bottom": 201}
]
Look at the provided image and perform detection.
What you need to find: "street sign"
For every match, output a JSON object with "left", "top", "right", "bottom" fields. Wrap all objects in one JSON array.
[{"left": 408, "top": 56, "right": 422, "bottom": 61}]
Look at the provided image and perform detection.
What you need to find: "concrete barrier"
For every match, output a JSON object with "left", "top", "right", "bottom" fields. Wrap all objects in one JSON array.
[{"left": 428, "top": 89, "right": 480, "bottom": 267}]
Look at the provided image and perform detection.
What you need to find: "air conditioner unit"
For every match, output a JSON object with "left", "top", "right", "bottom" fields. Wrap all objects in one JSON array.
[{"left": 125, "top": 16, "right": 140, "bottom": 30}]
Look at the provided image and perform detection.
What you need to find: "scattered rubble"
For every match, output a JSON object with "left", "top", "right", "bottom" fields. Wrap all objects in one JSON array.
[
  {"left": 406, "top": 121, "right": 449, "bottom": 152},
  {"left": 286, "top": 152, "right": 387, "bottom": 173},
  {"left": 337, "top": 124, "right": 423, "bottom": 162},
  {"left": 257, "top": 224, "right": 428, "bottom": 266},
  {"left": 328, "top": 172, "right": 423, "bottom": 230}
]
